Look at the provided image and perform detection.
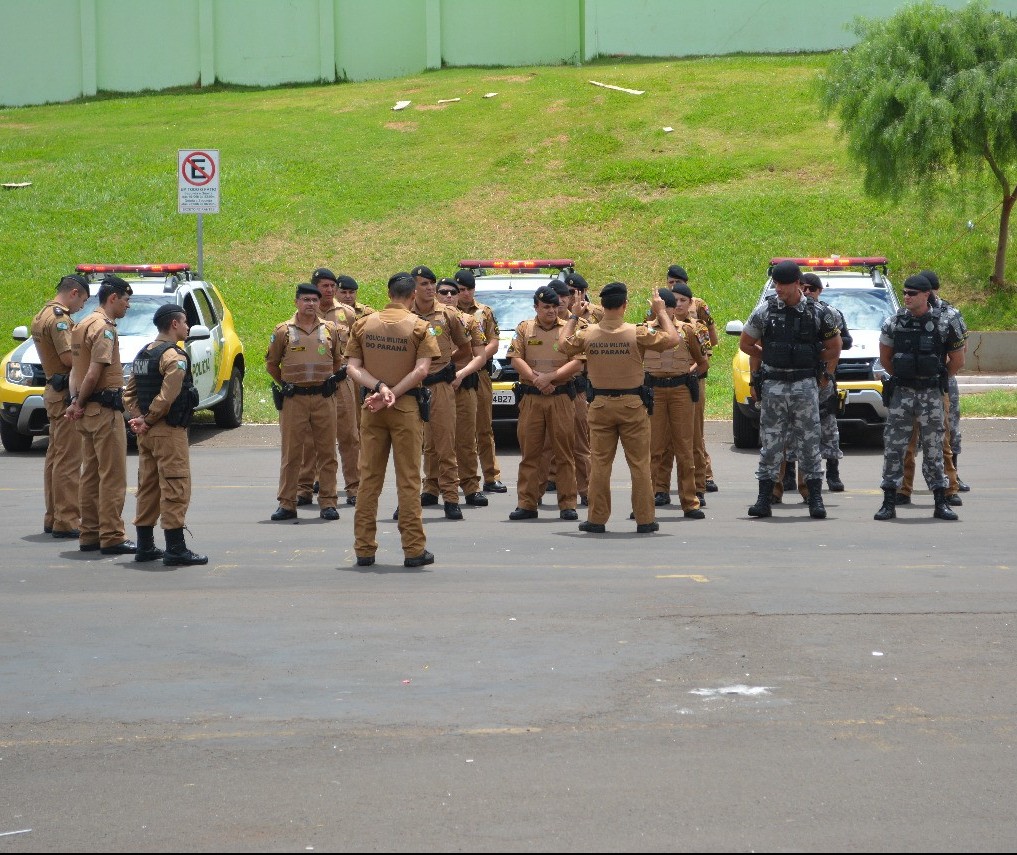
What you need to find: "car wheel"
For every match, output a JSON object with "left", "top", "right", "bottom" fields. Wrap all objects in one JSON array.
[
  {"left": 732, "top": 396, "right": 760, "bottom": 449},
  {"left": 0, "top": 418, "right": 34, "bottom": 452},
  {"left": 213, "top": 365, "right": 244, "bottom": 428}
]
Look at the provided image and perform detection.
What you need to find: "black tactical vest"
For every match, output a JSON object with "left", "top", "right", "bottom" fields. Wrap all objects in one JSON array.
[
  {"left": 761, "top": 297, "right": 823, "bottom": 369},
  {"left": 132, "top": 342, "right": 199, "bottom": 427},
  {"left": 890, "top": 309, "right": 943, "bottom": 380}
]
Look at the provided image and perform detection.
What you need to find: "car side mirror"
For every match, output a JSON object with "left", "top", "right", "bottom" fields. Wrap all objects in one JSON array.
[
  {"left": 725, "top": 320, "right": 744, "bottom": 336},
  {"left": 186, "top": 325, "right": 211, "bottom": 342},
  {"left": 13, "top": 325, "right": 28, "bottom": 341}
]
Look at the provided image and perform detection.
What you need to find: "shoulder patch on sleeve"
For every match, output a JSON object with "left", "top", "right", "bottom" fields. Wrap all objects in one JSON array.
[
  {"left": 56, "top": 322, "right": 68, "bottom": 331},
  {"left": 103, "top": 329, "right": 115, "bottom": 340}
]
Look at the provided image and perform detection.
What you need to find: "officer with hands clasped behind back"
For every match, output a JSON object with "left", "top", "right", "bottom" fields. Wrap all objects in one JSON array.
[
  {"left": 123, "top": 304, "right": 207, "bottom": 566},
  {"left": 345, "top": 272, "right": 441, "bottom": 568},
  {"left": 31, "top": 273, "right": 89, "bottom": 538},
  {"left": 561, "top": 282, "right": 679, "bottom": 533},
  {"left": 265, "top": 282, "right": 344, "bottom": 522},
  {"left": 873, "top": 274, "right": 966, "bottom": 521},
  {"left": 507, "top": 285, "right": 585, "bottom": 521},
  {"left": 65, "top": 275, "right": 137, "bottom": 554},
  {"left": 739, "top": 260, "right": 842, "bottom": 520}
]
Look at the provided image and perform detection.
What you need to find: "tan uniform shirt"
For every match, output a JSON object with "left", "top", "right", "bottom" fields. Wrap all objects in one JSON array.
[
  {"left": 562, "top": 319, "right": 672, "bottom": 388},
  {"left": 71, "top": 308, "right": 124, "bottom": 392},
  {"left": 507, "top": 317, "right": 575, "bottom": 377},
  {"left": 413, "top": 302, "right": 471, "bottom": 375},
  {"left": 31, "top": 300, "right": 75, "bottom": 380},
  {"left": 643, "top": 320, "right": 703, "bottom": 376},
  {"left": 453, "top": 310, "right": 485, "bottom": 370},
  {"left": 265, "top": 314, "right": 343, "bottom": 385}
]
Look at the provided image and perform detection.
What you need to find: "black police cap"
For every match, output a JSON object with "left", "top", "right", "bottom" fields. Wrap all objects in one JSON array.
[
  {"left": 600, "top": 281, "right": 627, "bottom": 300},
  {"left": 153, "top": 303, "right": 186, "bottom": 325},
  {"left": 667, "top": 264, "right": 688, "bottom": 282},
  {"left": 903, "top": 274, "right": 933, "bottom": 292},
  {"left": 311, "top": 267, "right": 337, "bottom": 285},
  {"left": 564, "top": 271, "right": 589, "bottom": 291},
  {"left": 453, "top": 269, "right": 476, "bottom": 289},
  {"left": 918, "top": 269, "right": 941, "bottom": 290},
  {"left": 337, "top": 275, "right": 359, "bottom": 291},
  {"left": 296, "top": 282, "right": 322, "bottom": 298},
  {"left": 671, "top": 282, "right": 693, "bottom": 299},
  {"left": 411, "top": 265, "right": 436, "bottom": 283},
  {"left": 59, "top": 273, "right": 90, "bottom": 296},
  {"left": 101, "top": 274, "right": 132, "bottom": 294},
  {"left": 658, "top": 288, "right": 677, "bottom": 308},
  {"left": 534, "top": 286, "right": 560, "bottom": 306},
  {"left": 388, "top": 272, "right": 414, "bottom": 287},
  {"left": 770, "top": 260, "right": 802, "bottom": 285},
  {"left": 549, "top": 279, "right": 570, "bottom": 298}
]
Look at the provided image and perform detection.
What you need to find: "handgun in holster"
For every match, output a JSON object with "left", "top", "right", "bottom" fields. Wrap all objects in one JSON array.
[
  {"left": 686, "top": 373, "right": 700, "bottom": 404},
  {"left": 416, "top": 386, "right": 431, "bottom": 422},
  {"left": 640, "top": 385, "right": 655, "bottom": 416}
]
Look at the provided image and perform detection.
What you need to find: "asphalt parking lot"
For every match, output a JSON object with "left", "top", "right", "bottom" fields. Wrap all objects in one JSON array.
[{"left": 2, "top": 419, "right": 1017, "bottom": 852}]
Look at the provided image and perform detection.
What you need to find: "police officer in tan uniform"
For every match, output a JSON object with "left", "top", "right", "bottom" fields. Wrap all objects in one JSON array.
[
  {"left": 507, "top": 285, "right": 584, "bottom": 521},
  {"left": 668, "top": 266, "right": 719, "bottom": 498},
  {"left": 296, "top": 268, "right": 361, "bottom": 506},
  {"left": 336, "top": 275, "right": 376, "bottom": 320},
  {"left": 31, "top": 273, "right": 89, "bottom": 538},
  {"left": 561, "top": 282, "right": 678, "bottom": 533},
  {"left": 65, "top": 275, "right": 136, "bottom": 554},
  {"left": 437, "top": 278, "right": 488, "bottom": 507},
  {"left": 454, "top": 268, "right": 507, "bottom": 494},
  {"left": 123, "top": 303, "right": 207, "bottom": 566},
  {"left": 346, "top": 272, "right": 441, "bottom": 567},
  {"left": 265, "top": 283, "right": 343, "bottom": 522},
  {"left": 411, "top": 265, "right": 477, "bottom": 520},
  {"left": 645, "top": 288, "right": 709, "bottom": 518}
]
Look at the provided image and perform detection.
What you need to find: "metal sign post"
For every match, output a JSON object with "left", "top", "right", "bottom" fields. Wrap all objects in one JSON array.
[{"left": 178, "top": 149, "right": 220, "bottom": 279}]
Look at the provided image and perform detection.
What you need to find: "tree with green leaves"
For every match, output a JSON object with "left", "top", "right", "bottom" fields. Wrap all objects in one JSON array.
[{"left": 820, "top": 0, "right": 1017, "bottom": 287}]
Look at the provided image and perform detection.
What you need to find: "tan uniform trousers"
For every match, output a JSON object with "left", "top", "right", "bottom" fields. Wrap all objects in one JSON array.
[
  {"left": 297, "top": 378, "right": 361, "bottom": 499},
  {"left": 586, "top": 395, "right": 655, "bottom": 526},
  {"left": 650, "top": 385, "right": 700, "bottom": 511},
  {"left": 278, "top": 392, "right": 338, "bottom": 510},
  {"left": 693, "top": 376, "right": 713, "bottom": 489},
  {"left": 422, "top": 382, "right": 459, "bottom": 502},
  {"left": 476, "top": 369, "right": 501, "bottom": 484},
  {"left": 900, "top": 392, "right": 958, "bottom": 498},
  {"left": 133, "top": 422, "right": 191, "bottom": 529},
  {"left": 517, "top": 392, "right": 576, "bottom": 511},
  {"left": 455, "top": 386, "right": 481, "bottom": 495},
  {"left": 355, "top": 403, "right": 426, "bottom": 558},
  {"left": 43, "top": 391, "right": 81, "bottom": 533},
  {"left": 543, "top": 391, "right": 591, "bottom": 497},
  {"left": 76, "top": 403, "right": 128, "bottom": 548}
]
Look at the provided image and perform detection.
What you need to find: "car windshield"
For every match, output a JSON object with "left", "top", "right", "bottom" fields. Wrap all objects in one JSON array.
[
  {"left": 820, "top": 288, "right": 895, "bottom": 332},
  {"left": 72, "top": 295, "right": 173, "bottom": 336},
  {"left": 478, "top": 289, "right": 545, "bottom": 334}
]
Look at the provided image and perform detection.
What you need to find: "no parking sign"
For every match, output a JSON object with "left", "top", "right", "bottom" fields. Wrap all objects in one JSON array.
[{"left": 178, "top": 149, "right": 220, "bottom": 214}]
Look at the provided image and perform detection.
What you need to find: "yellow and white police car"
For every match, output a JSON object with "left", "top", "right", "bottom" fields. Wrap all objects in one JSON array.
[
  {"left": 462, "top": 258, "right": 575, "bottom": 425},
  {"left": 0, "top": 263, "right": 245, "bottom": 451},
  {"left": 725, "top": 256, "right": 899, "bottom": 448}
]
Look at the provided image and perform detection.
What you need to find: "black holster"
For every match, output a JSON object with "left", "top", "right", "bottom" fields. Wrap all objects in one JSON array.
[
  {"left": 48, "top": 373, "right": 69, "bottom": 392},
  {"left": 640, "top": 385, "right": 655, "bottom": 416},
  {"left": 409, "top": 387, "right": 431, "bottom": 422},
  {"left": 89, "top": 388, "right": 124, "bottom": 412},
  {"left": 461, "top": 372, "right": 480, "bottom": 392},
  {"left": 271, "top": 383, "right": 285, "bottom": 411},
  {"left": 422, "top": 361, "right": 456, "bottom": 386},
  {"left": 881, "top": 376, "right": 896, "bottom": 409},
  {"left": 687, "top": 374, "right": 700, "bottom": 404}
]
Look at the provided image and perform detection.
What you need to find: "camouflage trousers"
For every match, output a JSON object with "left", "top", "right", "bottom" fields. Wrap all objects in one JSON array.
[
  {"left": 756, "top": 377, "right": 821, "bottom": 482},
  {"left": 786, "top": 381, "right": 841, "bottom": 462},
  {"left": 947, "top": 374, "right": 961, "bottom": 454},
  {"left": 881, "top": 384, "right": 947, "bottom": 491}
]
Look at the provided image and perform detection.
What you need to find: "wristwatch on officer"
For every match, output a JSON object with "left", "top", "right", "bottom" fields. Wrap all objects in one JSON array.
[{"left": 373, "top": 381, "right": 386, "bottom": 393}]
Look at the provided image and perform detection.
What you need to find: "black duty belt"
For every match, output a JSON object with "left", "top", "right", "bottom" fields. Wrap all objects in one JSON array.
[
  {"left": 645, "top": 373, "right": 691, "bottom": 388},
  {"left": 88, "top": 388, "right": 124, "bottom": 411},
  {"left": 895, "top": 376, "right": 940, "bottom": 390},
  {"left": 291, "top": 384, "right": 328, "bottom": 395},
  {"left": 422, "top": 361, "right": 456, "bottom": 386},
  {"left": 762, "top": 368, "right": 815, "bottom": 382}
]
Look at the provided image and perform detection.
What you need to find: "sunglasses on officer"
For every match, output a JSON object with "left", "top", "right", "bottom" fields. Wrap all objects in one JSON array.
[
  {"left": 803, "top": 284, "right": 822, "bottom": 292},
  {"left": 437, "top": 288, "right": 458, "bottom": 297},
  {"left": 902, "top": 289, "right": 922, "bottom": 297}
]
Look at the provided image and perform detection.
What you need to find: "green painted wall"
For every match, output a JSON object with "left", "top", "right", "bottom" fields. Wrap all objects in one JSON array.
[{"left": 3, "top": 0, "right": 1017, "bottom": 107}]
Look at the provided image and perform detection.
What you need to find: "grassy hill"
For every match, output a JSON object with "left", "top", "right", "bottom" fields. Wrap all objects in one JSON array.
[{"left": 2, "top": 54, "right": 1014, "bottom": 423}]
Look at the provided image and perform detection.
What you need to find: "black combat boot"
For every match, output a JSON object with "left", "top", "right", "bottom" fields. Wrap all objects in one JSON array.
[
  {"left": 163, "top": 528, "right": 209, "bottom": 566},
  {"left": 953, "top": 452, "right": 970, "bottom": 492},
  {"left": 806, "top": 478, "right": 827, "bottom": 519},
  {"left": 874, "top": 488, "right": 897, "bottom": 521},
  {"left": 748, "top": 479, "right": 774, "bottom": 518},
  {"left": 782, "top": 461, "right": 797, "bottom": 492},
  {"left": 933, "top": 488, "right": 959, "bottom": 521},
  {"left": 826, "top": 458, "right": 844, "bottom": 492},
  {"left": 134, "top": 525, "right": 164, "bottom": 563}
]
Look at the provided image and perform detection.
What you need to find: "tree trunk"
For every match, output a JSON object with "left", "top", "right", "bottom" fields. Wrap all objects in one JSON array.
[{"left": 993, "top": 190, "right": 1015, "bottom": 287}]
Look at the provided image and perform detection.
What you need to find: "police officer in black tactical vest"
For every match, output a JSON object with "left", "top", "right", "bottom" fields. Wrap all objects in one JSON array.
[{"left": 123, "top": 303, "right": 208, "bottom": 566}]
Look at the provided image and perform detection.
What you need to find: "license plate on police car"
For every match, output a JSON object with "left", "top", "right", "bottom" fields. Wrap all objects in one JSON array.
[{"left": 492, "top": 390, "right": 515, "bottom": 405}]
